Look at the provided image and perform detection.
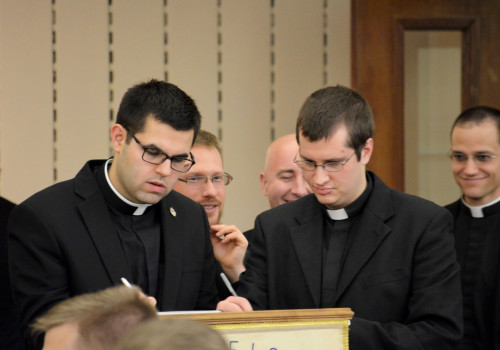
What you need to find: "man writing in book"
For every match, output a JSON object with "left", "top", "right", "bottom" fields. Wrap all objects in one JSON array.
[
  {"left": 218, "top": 85, "right": 463, "bottom": 349},
  {"left": 9, "top": 80, "right": 220, "bottom": 349}
]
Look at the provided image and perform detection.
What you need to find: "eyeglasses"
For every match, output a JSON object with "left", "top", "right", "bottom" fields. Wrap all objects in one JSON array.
[
  {"left": 449, "top": 151, "right": 498, "bottom": 164},
  {"left": 177, "top": 173, "right": 233, "bottom": 188},
  {"left": 127, "top": 131, "right": 195, "bottom": 173},
  {"left": 294, "top": 152, "right": 356, "bottom": 172}
]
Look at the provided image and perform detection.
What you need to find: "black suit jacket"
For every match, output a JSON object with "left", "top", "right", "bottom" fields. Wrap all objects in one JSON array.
[
  {"left": 8, "top": 160, "right": 218, "bottom": 347},
  {"left": 446, "top": 199, "right": 500, "bottom": 349},
  {"left": 0, "top": 196, "right": 23, "bottom": 350},
  {"left": 238, "top": 172, "right": 462, "bottom": 350}
]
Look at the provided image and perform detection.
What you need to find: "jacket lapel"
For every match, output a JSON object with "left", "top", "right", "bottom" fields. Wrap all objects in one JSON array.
[
  {"left": 289, "top": 196, "right": 324, "bottom": 307},
  {"left": 157, "top": 196, "right": 183, "bottom": 310},
  {"left": 75, "top": 161, "right": 131, "bottom": 286},
  {"left": 333, "top": 173, "right": 393, "bottom": 304}
]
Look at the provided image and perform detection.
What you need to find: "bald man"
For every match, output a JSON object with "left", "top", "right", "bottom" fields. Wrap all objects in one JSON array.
[
  {"left": 242, "top": 135, "right": 312, "bottom": 241},
  {"left": 260, "top": 134, "right": 312, "bottom": 208}
]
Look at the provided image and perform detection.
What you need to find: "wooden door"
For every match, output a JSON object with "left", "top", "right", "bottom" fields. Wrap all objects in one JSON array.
[{"left": 352, "top": 0, "right": 500, "bottom": 191}]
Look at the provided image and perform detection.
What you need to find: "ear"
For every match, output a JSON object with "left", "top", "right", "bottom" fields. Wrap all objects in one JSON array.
[
  {"left": 110, "top": 124, "right": 127, "bottom": 154},
  {"left": 259, "top": 173, "right": 268, "bottom": 196},
  {"left": 360, "top": 138, "right": 374, "bottom": 165}
]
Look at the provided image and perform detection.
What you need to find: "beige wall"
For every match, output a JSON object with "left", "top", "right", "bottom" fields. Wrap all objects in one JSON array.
[{"left": 0, "top": 0, "right": 351, "bottom": 231}]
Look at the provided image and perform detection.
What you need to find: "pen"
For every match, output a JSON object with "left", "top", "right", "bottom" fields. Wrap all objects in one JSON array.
[
  {"left": 220, "top": 272, "right": 238, "bottom": 297},
  {"left": 121, "top": 277, "right": 133, "bottom": 288}
]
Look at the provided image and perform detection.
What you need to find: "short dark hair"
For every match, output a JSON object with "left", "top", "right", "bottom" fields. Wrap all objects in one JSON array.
[
  {"left": 116, "top": 79, "right": 201, "bottom": 143},
  {"left": 451, "top": 106, "right": 500, "bottom": 142},
  {"left": 296, "top": 85, "right": 374, "bottom": 160}
]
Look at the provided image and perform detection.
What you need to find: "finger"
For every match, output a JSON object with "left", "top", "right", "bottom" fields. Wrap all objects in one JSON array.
[
  {"left": 211, "top": 224, "right": 239, "bottom": 235},
  {"left": 218, "top": 232, "right": 248, "bottom": 247},
  {"left": 146, "top": 296, "right": 157, "bottom": 307},
  {"left": 137, "top": 291, "right": 158, "bottom": 307},
  {"left": 216, "top": 300, "right": 244, "bottom": 312},
  {"left": 223, "top": 296, "right": 253, "bottom": 312}
]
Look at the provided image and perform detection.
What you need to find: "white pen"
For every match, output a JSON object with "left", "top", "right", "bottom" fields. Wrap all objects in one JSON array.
[
  {"left": 121, "top": 277, "right": 133, "bottom": 288},
  {"left": 220, "top": 272, "right": 238, "bottom": 297}
]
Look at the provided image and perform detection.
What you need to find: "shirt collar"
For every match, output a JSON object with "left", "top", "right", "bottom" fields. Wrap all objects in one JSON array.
[
  {"left": 327, "top": 208, "right": 348, "bottom": 220},
  {"left": 461, "top": 195, "right": 500, "bottom": 218},
  {"left": 104, "top": 158, "right": 152, "bottom": 216},
  {"left": 326, "top": 172, "right": 373, "bottom": 221}
]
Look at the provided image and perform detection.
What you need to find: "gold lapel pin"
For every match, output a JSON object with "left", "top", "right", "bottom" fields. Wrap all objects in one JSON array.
[{"left": 170, "top": 207, "right": 176, "bottom": 217}]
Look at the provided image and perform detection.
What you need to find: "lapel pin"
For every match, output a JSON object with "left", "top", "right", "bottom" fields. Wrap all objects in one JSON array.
[{"left": 170, "top": 207, "right": 177, "bottom": 217}]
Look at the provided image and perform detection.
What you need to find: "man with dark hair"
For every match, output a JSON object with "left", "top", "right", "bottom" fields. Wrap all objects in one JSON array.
[
  {"left": 9, "top": 80, "right": 219, "bottom": 349},
  {"left": 218, "top": 86, "right": 463, "bottom": 349},
  {"left": 446, "top": 105, "right": 500, "bottom": 349},
  {"left": 33, "top": 285, "right": 157, "bottom": 350}
]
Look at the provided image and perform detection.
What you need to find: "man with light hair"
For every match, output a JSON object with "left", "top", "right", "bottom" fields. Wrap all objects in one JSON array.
[
  {"left": 115, "top": 319, "right": 229, "bottom": 350},
  {"left": 174, "top": 130, "right": 247, "bottom": 291},
  {"left": 32, "top": 285, "right": 157, "bottom": 350},
  {"left": 260, "top": 134, "right": 312, "bottom": 209}
]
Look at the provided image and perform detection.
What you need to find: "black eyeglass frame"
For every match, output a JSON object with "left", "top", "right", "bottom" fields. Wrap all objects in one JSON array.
[{"left": 126, "top": 130, "right": 195, "bottom": 173}]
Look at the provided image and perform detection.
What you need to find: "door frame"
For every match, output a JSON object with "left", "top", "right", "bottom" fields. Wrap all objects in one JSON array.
[{"left": 392, "top": 17, "right": 480, "bottom": 189}]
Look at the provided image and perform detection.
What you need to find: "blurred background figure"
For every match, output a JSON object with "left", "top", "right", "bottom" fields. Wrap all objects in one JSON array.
[
  {"left": 32, "top": 285, "right": 157, "bottom": 350},
  {"left": 115, "top": 319, "right": 229, "bottom": 350}
]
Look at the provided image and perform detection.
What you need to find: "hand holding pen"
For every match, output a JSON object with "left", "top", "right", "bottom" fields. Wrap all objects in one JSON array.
[{"left": 121, "top": 277, "right": 157, "bottom": 307}]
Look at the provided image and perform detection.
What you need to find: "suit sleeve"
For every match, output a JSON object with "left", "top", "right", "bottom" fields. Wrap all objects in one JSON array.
[
  {"left": 235, "top": 215, "right": 269, "bottom": 310},
  {"left": 8, "top": 202, "right": 71, "bottom": 349},
  {"left": 349, "top": 208, "right": 463, "bottom": 349},
  {"left": 194, "top": 208, "right": 220, "bottom": 310}
]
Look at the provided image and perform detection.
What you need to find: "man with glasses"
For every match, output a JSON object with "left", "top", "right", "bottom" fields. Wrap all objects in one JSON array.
[
  {"left": 218, "top": 86, "right": 462, "bottom": 349},
  {"left": 173, "top": 130, "right": 247, "bottom": 295},
  {"left": 446, "top": 106, "right": 500, "bottom": 349},
  {"left": 9, "top": 80, "right": 219, "bottom": 349}
]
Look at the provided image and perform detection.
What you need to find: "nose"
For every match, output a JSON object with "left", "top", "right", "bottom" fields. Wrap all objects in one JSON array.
[
  {"left": 462, "top": 158, "right": 479, "bottom": 175},
  {"left": 201, "top": 178, "right": 218, "bottom": 197},
  {"left": 312, "top": 166, "right": 329, "bottom": 186},
  {"left": 155, "top": 159, "right": 173, "bottom": 177}
]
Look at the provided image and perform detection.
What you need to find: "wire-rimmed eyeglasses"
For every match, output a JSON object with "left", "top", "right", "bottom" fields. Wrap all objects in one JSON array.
[
  {"left": 293, "top": 151, "right": 356, "bottom": 172},
  {"left": 177, "top": 173, "right": 233, "bottom": 188},
  {"left": 127, "top": 130, "right": 195, "bottom": 173}
]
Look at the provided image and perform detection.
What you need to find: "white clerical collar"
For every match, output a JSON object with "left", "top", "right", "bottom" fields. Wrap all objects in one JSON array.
[
  {"left": 104, "top": 158, "right": 151, "bottom": 216},
  {"left": 327, "top": 208, "right": 348, "bottom": 220},
  {"left": 461, "top": 195, "right": 500, "bottom": 218}
]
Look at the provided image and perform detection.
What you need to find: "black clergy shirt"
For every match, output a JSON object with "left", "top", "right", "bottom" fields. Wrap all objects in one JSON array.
[
  {"left": 447, "top": 199, "right": 500, "bottom": 349},
  {"left": 320, "top": 174, "right": 373, "bottom": 307},
  {"left": 95, "top": 162, "right": 161, "bottom": 297}
]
